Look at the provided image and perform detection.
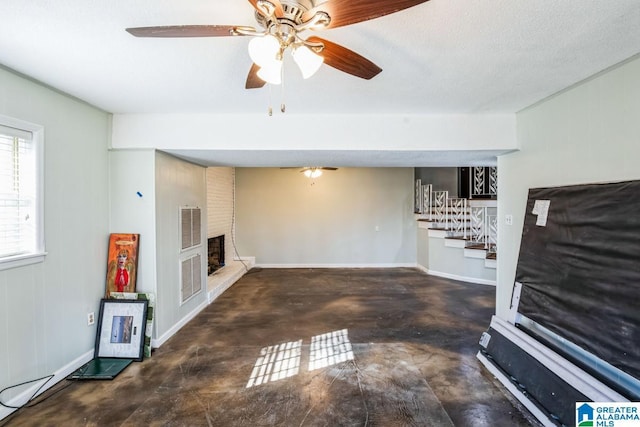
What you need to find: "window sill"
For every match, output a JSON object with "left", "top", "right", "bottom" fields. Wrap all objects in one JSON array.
[{"left": 0, "top": 252, "right": 47, "bottom": 271}]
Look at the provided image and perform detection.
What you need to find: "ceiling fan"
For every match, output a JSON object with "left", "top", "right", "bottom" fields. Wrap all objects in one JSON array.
[
  {"left": 281, "top": 166, "right": 338, "bottom": 178},
  {"left": 126, "top": 0, "right": 430, "bottom": 89}
]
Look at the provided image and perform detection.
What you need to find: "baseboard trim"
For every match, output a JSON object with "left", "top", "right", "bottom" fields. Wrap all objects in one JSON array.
[
  {"left": 415, "top": 264, "right": 496, "bottom": 286},
  {"left": 154, "top": 258, "right": 254, "bottom": 349},
  {"left": 254, "top": 263, "right": 417, "bottom": 269},
  {"left": 0, "top": 349, "right": 94, "bottom": 421},
  {"left": 488, "top": 316, "right": 626, "bottom": 402},
  {"left": 207, "top": 259, "right": 253, "bottom": 303},
  {"left": 152, "top": 299, "right": 208, "bottom": 348},
  {"left": 477, "top": 351, "right": 556, "bottom": 427}
]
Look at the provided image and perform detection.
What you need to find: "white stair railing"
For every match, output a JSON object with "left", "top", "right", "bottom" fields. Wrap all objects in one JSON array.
[
  {"left": 489, "top": 167, "right": 498, "bottom": 196},
  {"left": 448, "top": 198, "right": 467, "bottom": 239},
  {"left": 414, "top": 181, "right": 433, "bottom": 217},
  {"left": 470, "top": 166, "right": 498, "bottom": 198},
  {"left": 487, "top": 214, "right": 498, "bottom": 252},
  {"left": 415, "top": 179, "right": 423, "bottom": 214},
  {"left": 433, "top": 190, "right": 448, "bottom": 226},
  {"left": 472, "top": 167, "right": 486, "bottom": 196},
  {"left": 470, "top": 206, "right": 488, "bottom": 247},
  {"left": 423, "top": 184, "right": 432, "bottom": 219},
  {"left": 415, "top": 179, "right": 498, "bottom": 257}
]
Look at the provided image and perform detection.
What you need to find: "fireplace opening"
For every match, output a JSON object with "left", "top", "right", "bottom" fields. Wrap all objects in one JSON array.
[{"left": 208, "top": 235, "right": 225, "bottom": 275}]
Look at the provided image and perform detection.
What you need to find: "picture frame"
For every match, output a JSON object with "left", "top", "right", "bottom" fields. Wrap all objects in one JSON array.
[
  {"left": 95, "top": 299, "right": 148, "bottom": 361},
  {"left": 105, "top": 233, "right": 140, "bottom": 298},
  {"left": 108, "top": 292, "right": 155, "bottom": 358}
]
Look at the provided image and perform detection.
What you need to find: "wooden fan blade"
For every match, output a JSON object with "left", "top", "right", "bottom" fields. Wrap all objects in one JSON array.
[
  {"left": 303, "top": 0, "right": 430, "bottom": 29},
  {"left": 298, "top": 167, "right": 337, "bottom": 171},
  {"left": 308, "top": 36, "right": 382, "bottom": 80},
  {"left": 246, "top": 63, "right": 267, "bottom": 89},
  {"left": 248, "top": 0, "right": 284, "bottom": 17},
  {"left": 126, "top": 25, "right": 252, "bottom": 38}
]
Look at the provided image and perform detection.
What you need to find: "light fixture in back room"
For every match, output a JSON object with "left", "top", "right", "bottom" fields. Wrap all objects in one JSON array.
[{"left": 280, "top": 166, "right": 338, "bottom": 178}]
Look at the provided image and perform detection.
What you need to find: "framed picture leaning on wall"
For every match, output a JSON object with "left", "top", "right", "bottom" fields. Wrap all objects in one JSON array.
[
  {"left": 95, "top": 299, "right": 148, "bottom": 361},
  {"left": 105, "top": 233, "right": 140, "bottom": 297}
]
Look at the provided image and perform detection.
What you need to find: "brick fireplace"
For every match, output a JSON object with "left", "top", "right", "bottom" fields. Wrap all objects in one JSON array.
[{"left": 208, "top": 234, "right": 225, "bottom": 275}]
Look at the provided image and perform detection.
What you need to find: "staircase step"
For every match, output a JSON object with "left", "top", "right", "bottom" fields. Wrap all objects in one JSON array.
[
  {"left": 416, "top": 184, "right": 498, "bottom": 274},
  {"left": 444, "top": 238, "right": 467, "bottom": 248},
  {"left": 464, "top": 248, "right": 487, "bottom": 259},
  {"left": 465, "top": 243, "right": 487, "bottom": 250}
]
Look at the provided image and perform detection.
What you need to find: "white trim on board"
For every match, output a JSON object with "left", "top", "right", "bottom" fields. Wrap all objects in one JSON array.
[
  {"left": 415, "top": 264, "right": 496, "bottom": 286},
  {"left": 0, "top": 350, "right": 93, "bottom": 421},
  {"left": 254, "top": 263, "right": 417, "bottom": 269}
]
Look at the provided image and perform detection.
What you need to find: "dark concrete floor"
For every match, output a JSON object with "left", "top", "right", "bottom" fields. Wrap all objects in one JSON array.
[{"left": 3, "top": 268, "right": 539, "bottom": 426}]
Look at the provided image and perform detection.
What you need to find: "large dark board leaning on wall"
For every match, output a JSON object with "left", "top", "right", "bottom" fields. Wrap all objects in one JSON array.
[{"left": 515, "top": 180, "right": 640, "bottom": 385}]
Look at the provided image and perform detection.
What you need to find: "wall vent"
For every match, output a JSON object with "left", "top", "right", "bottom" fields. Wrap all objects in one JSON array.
[
  {"left": 181, "top": 253, "right": 202, "bottom": 303},
  {"left": 181, "top": 207, "right": 201, "bottom": 250}
]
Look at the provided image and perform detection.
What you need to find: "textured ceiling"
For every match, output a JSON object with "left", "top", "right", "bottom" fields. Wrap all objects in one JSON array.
[
  {"left": 1, "top": 1, "right": 639, "bottom": 166},
  {"left": 2, "top": 0, "right": 639, "bottom": 115}
]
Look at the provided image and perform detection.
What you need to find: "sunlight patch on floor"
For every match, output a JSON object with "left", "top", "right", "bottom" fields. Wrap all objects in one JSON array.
[
  {"left": 309, "top": 329, "right": 354, "bottom": 371},
  {"left": 246, "top": 340, "right": 302, "bottom": 388}
]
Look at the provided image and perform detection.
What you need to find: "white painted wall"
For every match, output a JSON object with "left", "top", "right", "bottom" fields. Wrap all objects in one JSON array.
[
  {"left": 417, "top": 228, "right": 430, "bottom": 269},
  {"left": 109, "top": 150, "right": 208, "bottom": 341},
  {"left": 496, "top": 56, "right": 640, "bottom": 320},
  {"left": 109, "top": 149, "right": 157, "bottom": 297},
  {"left": 235, "top": 167, "right": 416, "bottom": 266},
  {"left": 111, "top": 113, "right": 516, "bottom": 154},
  {"left": 155, "top": 151, "right": 208, "bottom": 338},
  {"left": 0, "top": 67, "right": 109, "bottom": 413},
  {"left": 206, "top": 167, "right": 235, "bottom": 266},
  {"left": 426, "top": 238, "right": 496, "bottom": 284}
]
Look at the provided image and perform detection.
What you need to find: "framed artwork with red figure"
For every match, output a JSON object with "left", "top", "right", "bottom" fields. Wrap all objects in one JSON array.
[{"left": 105, "top": 233, "right": 140, "bottom": 298}]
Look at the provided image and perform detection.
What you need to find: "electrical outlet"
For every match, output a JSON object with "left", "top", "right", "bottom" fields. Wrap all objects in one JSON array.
[
  {"left": 87, "top": 312, "right": 95, "bottom": 326},
  {"left": 505, "top": 214, "right": 513, "bottom": 226}
]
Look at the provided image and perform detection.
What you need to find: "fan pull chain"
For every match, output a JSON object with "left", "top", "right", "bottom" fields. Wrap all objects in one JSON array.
[
  {"left": 266, "top": 65, "right": 285, "bottom": 116},
  {"left": 280, "top": 62, "right": 286, "bottom": 113}
]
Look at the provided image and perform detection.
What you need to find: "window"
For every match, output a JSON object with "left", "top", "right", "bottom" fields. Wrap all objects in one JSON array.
[{"left": 0, "top": 115, "right": 44, "bottom": 270}]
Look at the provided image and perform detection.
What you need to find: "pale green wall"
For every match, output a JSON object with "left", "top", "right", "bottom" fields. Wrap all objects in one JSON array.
[
  {"left": 426, "top": 238, "right": 496, "bottom": 283},
  {"left": 108, "top": 149, "right": 158, "bottom": 328},
  {"left": 496, "top": 55, "right": 640, "bottom": 320},
  {"left": 155, "top": 151, "right": 207, "bottom": 337},
  {"left": 0, "top": 67, "right": 109, "bottom": 402},
  {"left": 108, "top": 150, "right": 208, "bottom": 340},
  {"left": 417, "top": 228, "right": 430, "bottom": 269},
  {"left": 236, "top": 167, "right": 416, "bottom": 266}
]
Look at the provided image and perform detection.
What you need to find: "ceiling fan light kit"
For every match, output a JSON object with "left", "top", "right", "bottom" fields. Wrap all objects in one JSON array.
[
  {"left": 280, "top": 167, "right": 338, "bottom": 178},
  {"left": 257, "top": 60, "right": 283, "bottom": 85},
  {"left": 303, "top": 168, "right": 323, "bottom": 178},
  {"left": 248, "top": 34, "right": 281, "bottom": 65},
  {"left": 125, "top": 0, "right": 430, "bottom": 108},
  {"left": 291, "top": 45, "right": 324, "bottom": 79}
]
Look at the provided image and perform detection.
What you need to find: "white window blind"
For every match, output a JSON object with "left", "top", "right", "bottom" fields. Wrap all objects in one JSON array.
[{"left": 0, "top": 124, "right": 37, "bottom": 259}]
